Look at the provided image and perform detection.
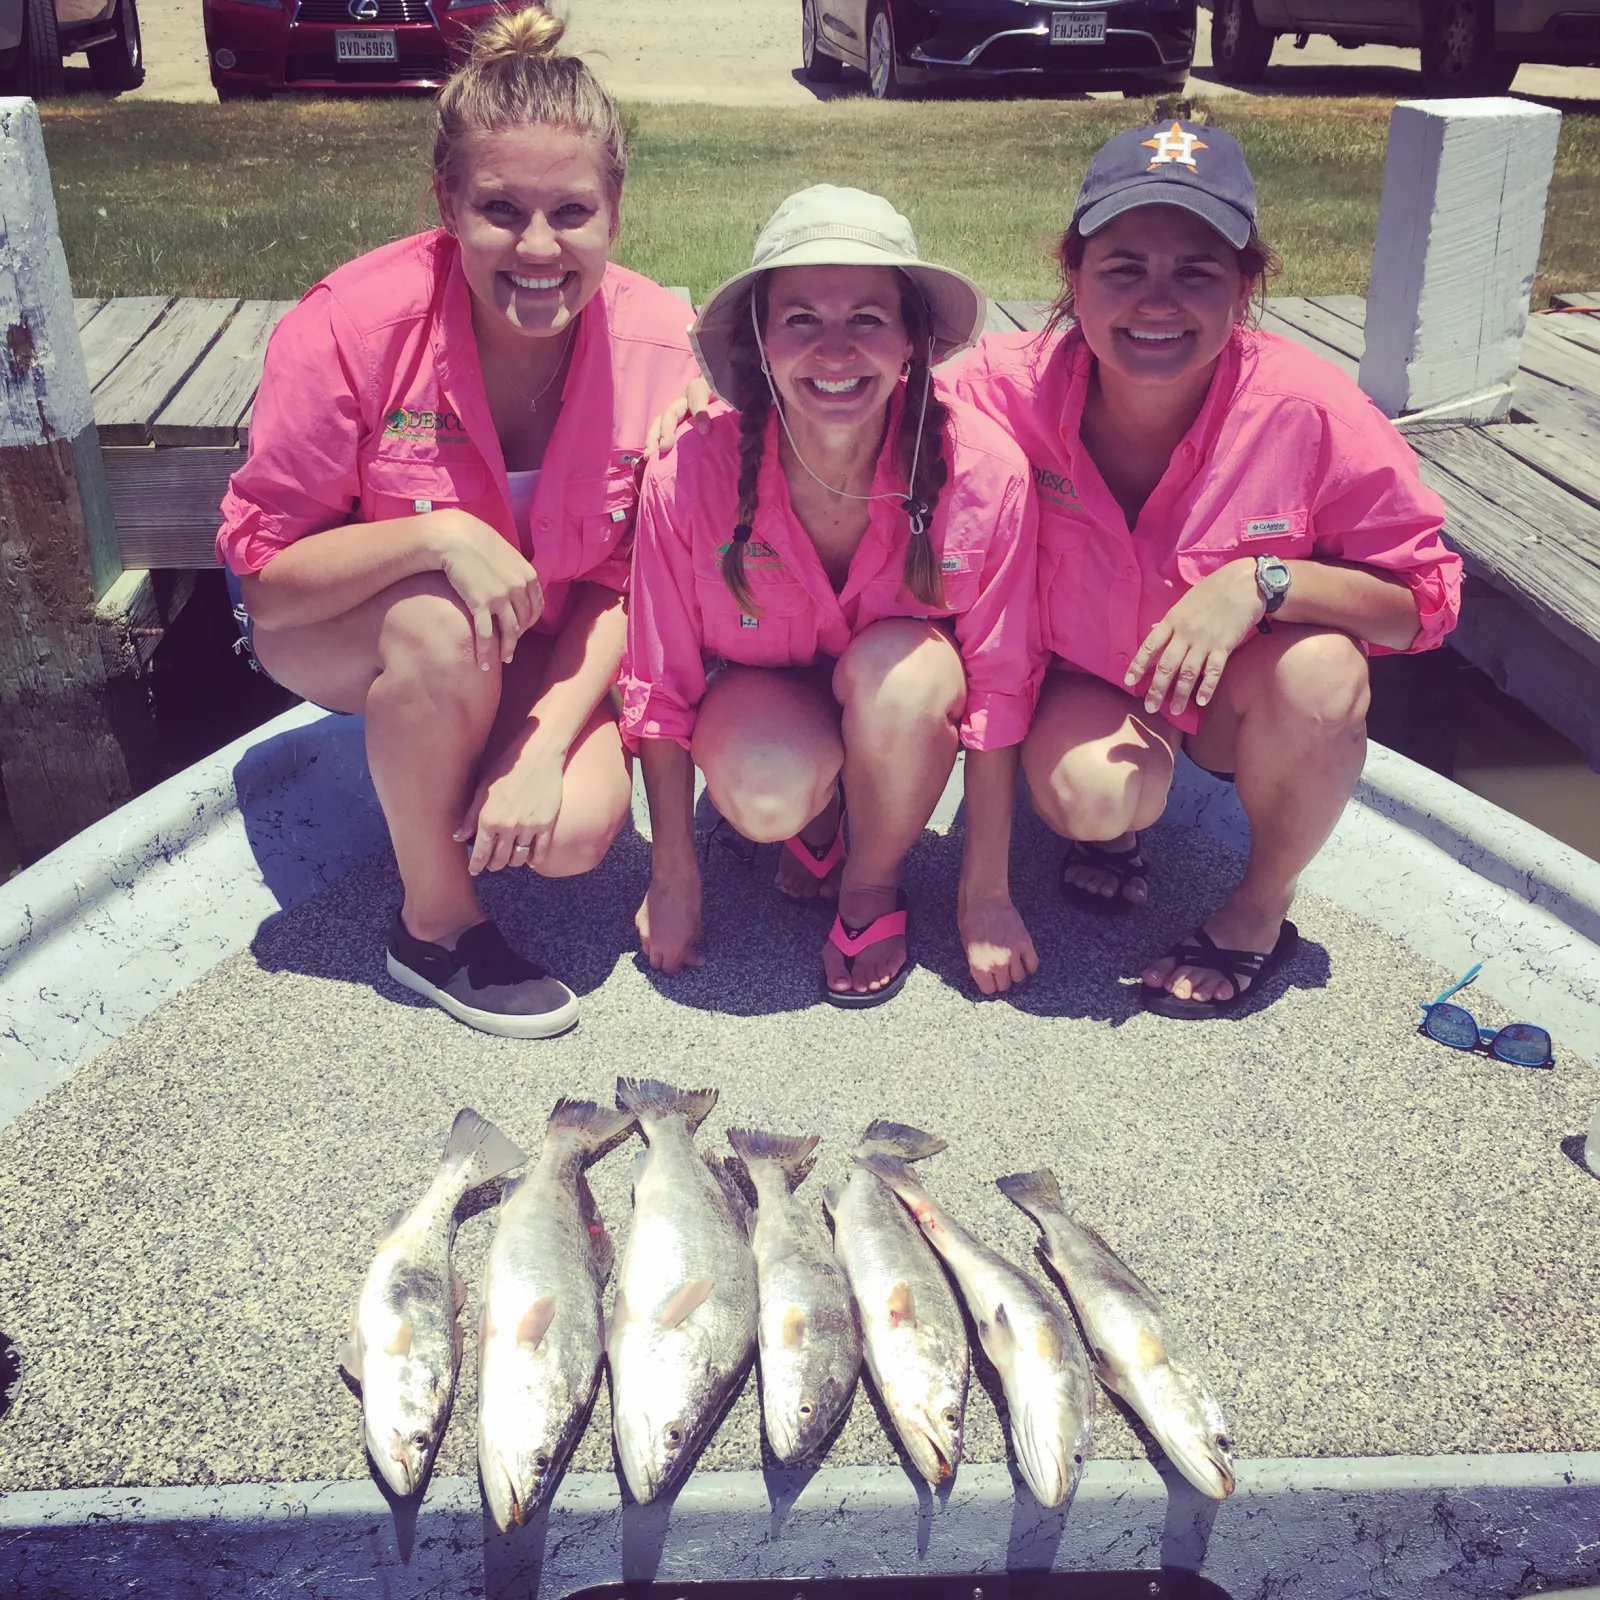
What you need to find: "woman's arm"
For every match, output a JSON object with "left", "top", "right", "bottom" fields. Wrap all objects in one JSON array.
[
  {"left": 958, "top": 744, "right": 1038, "bottom": 995},
  {"left": 635, "top": 738, "right": 704, "bottom": 972},
  {"left": 1265, "top": 558, "right": 1420, "bottom": 651}
]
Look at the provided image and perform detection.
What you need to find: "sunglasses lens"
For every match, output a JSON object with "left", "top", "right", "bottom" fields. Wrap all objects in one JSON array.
[
  {"left": 1492, "top": 1024, "right": 1552, "bottom": 1066},
  {"left": 1425, "top": 1004, "right": 1480, "bottom": 1049}
]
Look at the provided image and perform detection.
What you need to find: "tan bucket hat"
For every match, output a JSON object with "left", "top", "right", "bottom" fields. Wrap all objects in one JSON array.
[{"left": 690, "top": 184, "right": 987, "bottom": 403}]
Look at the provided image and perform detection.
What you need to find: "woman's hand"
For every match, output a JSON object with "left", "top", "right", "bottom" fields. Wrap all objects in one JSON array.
[
  {"left": 636, "top": 869, "right": 705, "bottom": 973},
  {"left": 456, "top": 739, "right": 565, "bottom": 875},
  {"left": 645, "top": 377, "right": 715, "bottom": 455},
  {"left": 432, "top": 510, "right": 545, "bottom": 671},
  {"left": 958, "top": 887, "right": 1039, "bottom": 995},
  {"left": 1126, "top": 557, "right": 1265, "bottom": 719}
]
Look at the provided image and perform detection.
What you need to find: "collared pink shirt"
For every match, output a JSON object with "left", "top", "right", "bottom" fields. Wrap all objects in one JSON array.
[
  {"left": 217, "top": 229, "right": 699, "bottom": 634},
  {"left": 944, "top": 323, "right": 1461, "bottom": 734},
  {"left": 620, "top": 390, "right": 1043, "bottom": 753}
]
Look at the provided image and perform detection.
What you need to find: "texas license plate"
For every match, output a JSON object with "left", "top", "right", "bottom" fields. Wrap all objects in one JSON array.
[
  {"left": 335, "top": 29, "right": 397, "bottom": 60},
  {"left": 1051, "top": 11, "right": 1108, "bottom": 41}
]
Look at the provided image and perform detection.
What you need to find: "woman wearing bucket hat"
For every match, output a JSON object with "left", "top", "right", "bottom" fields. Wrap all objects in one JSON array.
[
  {"left": 621, "top": 185, "right": 1046, "bottom": 1005},
  {"left": 942, "top": 115, "right": 1462, "bottom": 1018}
]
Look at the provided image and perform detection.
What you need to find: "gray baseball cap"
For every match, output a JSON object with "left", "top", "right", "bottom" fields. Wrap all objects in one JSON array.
[{"left": 1072, "top": 120, "right": 1258, "bottom": 250}]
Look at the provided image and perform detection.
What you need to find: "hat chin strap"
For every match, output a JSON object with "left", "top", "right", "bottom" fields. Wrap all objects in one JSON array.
[{"left": 749, "top": 287, "right": 933, "bottom": 535}]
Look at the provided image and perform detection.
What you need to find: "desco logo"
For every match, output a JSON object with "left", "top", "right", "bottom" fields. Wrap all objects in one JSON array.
[{"left": 385, "top": 408, "right": 465, "bottom": 435}]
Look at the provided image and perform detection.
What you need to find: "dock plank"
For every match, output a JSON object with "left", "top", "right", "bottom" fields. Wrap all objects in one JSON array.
[
  {"left": 73, "top": 297, "right": 104, "bottom": 331},
  {"left": 152, "top": 301, "right": 294, "bottom": 447},
  {"left": 1257, "top": 307, "right": 1359, "bottom": 378},
  {"left": 1265, "top": 296, "right": 1366, "bottom": 363},
  {"left": 1550, "top": 292, "right": 1600, "bottom": 312},
  {"left": 997, "top": 300, "right": 1048, "bottom": 332},
  {"left": 1518, "top": 319, "right": 1600, "bottom": 394},
  {"left": 1533, "top": 309, "right": 1600, "bottom": 358},
  {"left": 101, "top": 446, "right": 236, "bottom": 569},
  {"left": 981, "top": 299, "right": 1020, "bottom": 334},
  {"left": 94, "top": 300, "right": 241, "bottom": 447},
  {"left": 79, "top": 296, "right": 172, "bottom": 392}
]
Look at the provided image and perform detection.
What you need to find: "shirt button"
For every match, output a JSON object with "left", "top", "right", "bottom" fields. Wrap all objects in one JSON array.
[{"left": 538, "top": 517, "right": 551, "bottom": 531}]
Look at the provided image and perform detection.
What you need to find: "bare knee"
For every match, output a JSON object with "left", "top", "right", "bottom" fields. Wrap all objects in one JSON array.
[
  {"left": 834, "top": 624, "right": 964, "bottom": 733},
  {"left": 707, "top": 745, "right": 833, "bottom": 842},
  {"left": 378, "top": 577, "right": 491, "bottom": 700},
  {"left": 1029, "top": 758, "right": 1154, "bottom": 840},
  {"left": 1269, "top": 632, "right": 1370, "bottom": 735},
  {"left": 535, "top": 805, "right": 627, "bottom": 879}
]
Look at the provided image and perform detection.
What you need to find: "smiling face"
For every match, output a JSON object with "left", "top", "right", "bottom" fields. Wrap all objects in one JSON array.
[
  {"left": 1069, "top": 205, "right": 1251, "bottom": 392},
  {"left": 760, "top": 264, "right": 914, "bottom": 436},
  {"left": 436, "top": 124, "right": 615, "bottom": 351}
]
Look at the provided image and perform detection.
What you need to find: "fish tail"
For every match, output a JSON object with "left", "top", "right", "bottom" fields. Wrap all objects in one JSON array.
[
  {"left": 443, "top": 1107, "right": 526, "bottom": 1185},
  {"left": 615, "top": 1077, "right": 718, "bottom": 1132},
  {"left": 855, "top": 1150, "right": 922, "bottom": 1199},
  {"left": 858, "top": 1120, "right": 946, "bottom": 1161},
  {"left": 996, "top": 1169, "right": 1065, "bottom": 1221},
  {"left": 726, "top": 1127, "right": 819, "bottom": 1187},
  {"left": 549, "top": 1097, "right": 637, "bottom": 1154}
]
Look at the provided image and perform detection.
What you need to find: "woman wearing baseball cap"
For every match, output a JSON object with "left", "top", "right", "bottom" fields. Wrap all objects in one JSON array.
[
  {"left": 944, "top": 116, "right": 1461, "bottom": 1017},
  {"left": 621, "top": 185, "right": 1045, "bottom": 1005}
]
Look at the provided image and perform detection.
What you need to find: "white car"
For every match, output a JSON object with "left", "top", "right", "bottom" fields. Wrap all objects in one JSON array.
[{"left": 0, "top": 0, "right": 143, "bottom": 97}]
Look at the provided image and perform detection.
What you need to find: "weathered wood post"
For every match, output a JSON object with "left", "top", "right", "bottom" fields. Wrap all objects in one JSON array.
[
  {"left": 0, "top": 97, "right": 153, "bottom": 862},
  {"left": 1359, "top": 97, "right": 1561, "bottom": 424}
]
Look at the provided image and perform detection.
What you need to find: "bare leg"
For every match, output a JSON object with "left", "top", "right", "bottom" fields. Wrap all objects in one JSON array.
[
  {"left": 1144, "top": 625, "right": 1370, "bottom": 1003},
  {"left": 826, "top": 620, "right": 967, "bottom": 996},
  {"left": 1021, "top": 671, "right": 1180, "bottom": 906}
]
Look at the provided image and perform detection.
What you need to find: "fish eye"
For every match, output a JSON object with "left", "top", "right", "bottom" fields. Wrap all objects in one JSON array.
[
  {"left": 533, "top": 1452, "right": 550, "bottom": 1471},
  {"left": 1216, "top": 1434, "right": 1231, "bottom": 1451},
  {"left": 799, "top": 1402, "right": 814, "bottom": 1417},
  {"left": 412, "top": 1431, "right": 430, "bottom": 1449},
  {"left": 665, "top": 1425, "right": 684, "bottom": 1448},
  {"left": 1073, "top": 1453, "right": 1083, "bottom": 1465},
  {"left": 942, "top": 1409, "right": 959, "bottom": 1427}
]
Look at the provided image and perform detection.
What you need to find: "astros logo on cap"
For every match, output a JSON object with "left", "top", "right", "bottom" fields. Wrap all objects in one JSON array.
[{"left": 1142, "top": 121, "right": 1207, "bottom": 171}]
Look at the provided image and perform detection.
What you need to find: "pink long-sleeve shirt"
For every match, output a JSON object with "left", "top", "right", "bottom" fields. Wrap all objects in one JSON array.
[
  {"left": 217, "top": 229, "right": 699, "bottom": 634},
  {"left": 945, "top": 323, "right": 1462, "bottom": 734},
  {"left": 620, "top": 390, "right": 1044, "bottom": 753}
]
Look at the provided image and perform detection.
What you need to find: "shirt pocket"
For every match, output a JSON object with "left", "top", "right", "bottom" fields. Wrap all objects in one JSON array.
[
  {"left": 696, "top": 570, "right": 811, "bottom": 667},
  {"left": 566, "top": 469, "right": 641, "bottom": 575},
  {"left": 359, "top": 453, "right": 488, "bottom": 522},
  {"left": 1176, "top": 506, "right": 1314, "bottom": 586},
  {"left": 1035, "top": 511, "right": 1091, "bottom": 656}
]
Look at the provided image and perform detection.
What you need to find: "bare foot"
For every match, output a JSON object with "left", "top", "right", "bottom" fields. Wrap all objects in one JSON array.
[
  {"left": 1142, "top": 891, "right": 1292, "bottom": 1003},
  {"left": 1061, "top": 832, "right": 1149, "bottom": 906},
  {"left": 823, "top": 880, "right": 905, "bottom": 997},
  {"left": 775, "top": 789, "right": 843, "bottom": 901}
]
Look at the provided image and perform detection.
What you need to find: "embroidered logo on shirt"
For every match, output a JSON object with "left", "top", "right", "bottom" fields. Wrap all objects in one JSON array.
[
  {"left": 1241, "top": 510, "right": 1308, "bottom": 540},
  {"left": 384, "top": 407, "right": 470, "bottom": 443},
  {"left": 1031, "top": 464, "right": 1084, "bottom": 514},
  {"left": 1143, "top": 122, "right": 1207, "bottom": 170},
  {"left": 940, "top": 556, "right": 962, "bottom": 573},
  {"left": 740, "top": 614, "right": 759, "bottom": 628},
  {"left": 714, "top": 537, "right": 787, "bottom": 570}
]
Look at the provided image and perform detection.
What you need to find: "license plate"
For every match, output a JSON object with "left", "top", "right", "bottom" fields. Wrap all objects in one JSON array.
[
  {"left": 335, "top": 29, "right": 396, "bottom": 60},
  {"left": 1051, "top": 11, "right": 1108, "bottom": 42}
]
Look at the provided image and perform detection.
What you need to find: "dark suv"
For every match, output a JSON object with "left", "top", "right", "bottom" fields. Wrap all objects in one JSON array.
[
  {"left": 0, "top": 0, "right": 143, "bottom": 96},
  {"left": 1206, "top": 0, "right": 1600, "bottom": 91}
]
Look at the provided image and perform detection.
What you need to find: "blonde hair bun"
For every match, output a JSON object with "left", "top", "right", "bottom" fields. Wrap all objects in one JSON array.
[{"left": 467, "top": 4, "right": 566, "bottom": 69}]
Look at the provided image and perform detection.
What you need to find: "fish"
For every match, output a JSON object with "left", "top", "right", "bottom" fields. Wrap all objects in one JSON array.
[
  {"left": 860, "top": 1153, "right": 1094, "bottom": 1509},
  {"left": 607, "top": 1078, "right": 758, "bottom": 1504},
  {"left": 997, "top": 1169, "right": 1234, "bottom": 1500},
  {"left": 477, "top": 1098, "right": 637, "bottom": 1532},
  {"left": 823, "top": 1121, "right": 968, "bottom": 1485},
  {"left": 339, "top": 1107, "right": 525, "bottom": 1497},
  {"left": 726, "top": 1127, "right": 862, "bottom": 1463}
]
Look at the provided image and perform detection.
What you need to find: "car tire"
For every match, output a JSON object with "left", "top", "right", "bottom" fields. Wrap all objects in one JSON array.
[
  {"left": 88, "top": 0, "right": 144, "bottom": 93},
  {"left": 802, "top": 0, "right": 843, "bottom": 81},
  {"left": 2, "top": 0, "right": 65, "bottom": 98},
  {"left": 1419, "top": 0, "right": 1518, "bottom": 92},
  {"left": 867, "top": 3, "right": 910, "bottom": 99},
  {"left": 1209, "top": 0, "right": 1275, "bottom": 84}
]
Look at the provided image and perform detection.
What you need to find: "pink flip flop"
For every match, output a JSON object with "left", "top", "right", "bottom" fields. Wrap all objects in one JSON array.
[
  {"left": 782, "top": 805, "right": 846, "bottom": 887},
  {"left": 823, "top": 891, "right": 911, "bottom": 1009}
]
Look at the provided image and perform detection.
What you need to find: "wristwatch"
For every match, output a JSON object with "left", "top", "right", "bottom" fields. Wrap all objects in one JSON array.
[{"left": 1255, "top": 555, "right": 1292, "bottom": 613}]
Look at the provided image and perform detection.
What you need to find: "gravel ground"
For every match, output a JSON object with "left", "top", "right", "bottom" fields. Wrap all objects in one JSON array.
[{"left": 1, "top": 810, "right": 1596, "bottom": 1497}]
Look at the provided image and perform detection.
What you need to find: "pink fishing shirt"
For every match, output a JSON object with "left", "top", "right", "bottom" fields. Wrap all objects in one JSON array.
[
  {"left": 945, "top": 323, "right": 1461, "bottom": 734},
  {"left": 620, "top": 390, "right": 1043, "bottom": 753},
  {"left": 217, "top": 229, "right": 699, "bottom": 634}
]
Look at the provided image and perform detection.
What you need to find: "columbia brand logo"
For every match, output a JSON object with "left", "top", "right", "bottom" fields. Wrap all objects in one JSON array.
[
  {"left": 1245, "top": 516, "right": 1293, "bottom": 537},
  {"left": 740, "top": 615, "right": 759, "bottom": 628},
  {"left": 940, "top": 556, "right": 961, "bottom": 572}
]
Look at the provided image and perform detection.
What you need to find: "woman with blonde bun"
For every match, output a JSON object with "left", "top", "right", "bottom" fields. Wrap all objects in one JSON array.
[{"left": 217, "top": 6, "right": 699, "bottom": 1038}]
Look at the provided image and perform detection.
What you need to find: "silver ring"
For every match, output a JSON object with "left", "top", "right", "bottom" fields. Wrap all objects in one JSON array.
[{"left": 512, "top": 842, "right": 531, "bottom": 855}]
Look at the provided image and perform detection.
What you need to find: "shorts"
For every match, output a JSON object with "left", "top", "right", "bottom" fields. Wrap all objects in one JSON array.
[{"left": 225, "top": 566, "right": 265, "bottom": 675}]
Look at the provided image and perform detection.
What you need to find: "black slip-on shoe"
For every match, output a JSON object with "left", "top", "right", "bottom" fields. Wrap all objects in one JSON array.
[{"left": 385, "top": 915, "right": 579, "bottom": 1039}]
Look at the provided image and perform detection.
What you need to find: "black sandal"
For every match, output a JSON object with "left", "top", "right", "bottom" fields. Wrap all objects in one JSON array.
[
  {"left": 1058, "top": 834, "right": 1149, "bottom": 915},
  {"left": 1140, "top": 921, "right": 1299, "bottom": 1019}
]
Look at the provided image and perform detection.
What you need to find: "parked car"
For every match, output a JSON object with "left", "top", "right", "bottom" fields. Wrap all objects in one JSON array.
[
  {"left": 0, "top": 0, "right": 143, "bottom": 98},
  {"left": 1205, "top": 0, "right": 1600, "bottom": 91},
  {"left": 203, "top": 0, "right": 529, "bottom": 100},
  {"left": 801, "top": 0, "right": 1196, "bottom": 96}
]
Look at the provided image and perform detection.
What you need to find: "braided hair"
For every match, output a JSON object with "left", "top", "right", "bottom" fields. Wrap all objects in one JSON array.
[{"left": 719, "top": 270, "right": 950, "bottom": 616}]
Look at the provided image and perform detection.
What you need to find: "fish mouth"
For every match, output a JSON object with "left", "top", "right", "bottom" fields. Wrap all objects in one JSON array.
[
  {"left": 372, "top": 1429, "right": 425, "bottom": 1498},
  {"left": 1011, "top": 1410, "right": 1080, "bottom": 1509},
  {"left": 1166, "top": 1442, "right": 1235, "bottom": 1500},
  {"left": 899, "top": 1417, "right": 958, "bottom": 1484}
]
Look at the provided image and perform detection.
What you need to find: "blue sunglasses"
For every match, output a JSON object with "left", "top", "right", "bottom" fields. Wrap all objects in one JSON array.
[{"left": 1419, "top": 964, "right": 1555, "bottom": 1067}]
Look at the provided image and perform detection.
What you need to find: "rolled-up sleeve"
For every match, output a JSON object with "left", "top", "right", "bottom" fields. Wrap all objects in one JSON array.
[
  {"left": 953, "top": 469, "right": 1044, "bottom": 750},
  {"left": 216, "top": 289, "right": 365, "bottom": 575},
  {"left": 1311, "top": 408, "right": 1461, "bottom": 656},
  {"left": 619, "top": 462, "right": 706, "bottom": 752}
]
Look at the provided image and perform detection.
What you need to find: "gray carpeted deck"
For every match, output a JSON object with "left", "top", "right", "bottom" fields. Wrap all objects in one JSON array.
[{"left": 1, "top": 812, "right": 1595, "bottom": 1496}]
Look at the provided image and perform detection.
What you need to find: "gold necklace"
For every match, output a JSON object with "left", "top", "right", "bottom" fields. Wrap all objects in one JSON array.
[{"left": 506, "top": 323, "right": 577, "bottom": 415}]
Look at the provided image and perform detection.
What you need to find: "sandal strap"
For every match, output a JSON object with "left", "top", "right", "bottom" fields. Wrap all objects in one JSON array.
[
  {"left": 784, "top": 815, "right": 846, "bottom": 880},
  {"left": 828, "top": 906, "right": 907, "bottom": 960},
  {"left": 1064, "top": 834, "right": 1146, "bottom": 878},
  {"left": 1165, "top": 925, "right": 1270, "bottom": 983}
]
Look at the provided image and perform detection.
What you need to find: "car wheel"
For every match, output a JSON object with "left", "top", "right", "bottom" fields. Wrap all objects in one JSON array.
[
  {"left": 867, "top": 3, "right": 909, "bottom": 99},
  {"left": 802, "top": 0, "right": 843, "bottom": 81},
  {"left": 1420, "top": 0, "right": 1518, "bottom": 92},
  {"left": 1209, "top": 0, "right": 1275, "bottom": 85},
  {"left": 1, "top": 0, "right": 65, "bottom": 98},
  {"left": 88, "top": 0, "right": 145, "bottom": 93}
]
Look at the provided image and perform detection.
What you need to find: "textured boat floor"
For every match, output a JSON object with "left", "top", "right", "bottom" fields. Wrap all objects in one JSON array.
[{"left": 1, "top": 813, "right": 1595, "bottom": 1495}]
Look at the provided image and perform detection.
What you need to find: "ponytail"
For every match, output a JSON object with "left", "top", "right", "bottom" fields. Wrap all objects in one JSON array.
[
  {"left": 718, "top": 280, "right": 772, "bottom": 615},
  {"left": 894, "top": 277, "right": 949, "bottom": 611}
]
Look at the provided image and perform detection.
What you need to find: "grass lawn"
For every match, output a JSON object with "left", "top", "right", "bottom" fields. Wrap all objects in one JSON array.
[{"left": 38, "top": 96, "right": 1600, "bottom": 306}]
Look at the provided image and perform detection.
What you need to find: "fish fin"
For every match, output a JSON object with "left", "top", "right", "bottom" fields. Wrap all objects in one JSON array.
[
  {"left": 855, "top": 1150, "right": 920, "bottom": 1199},
  {"left": 615, "top": 1077, "right": 718, "bottom": 1133},
  {"left": 859, "top": 1120, "right": 946, "bottom": 1161},
  {"left": 337, "top": 1331, "right": 363, "bottom": 1384},
  {"left": 376, "top": 1207, "right": 407, "bottom": 1244},
  {"left": 995, "top": 1169, "right": 1064, "bottom": 1221},
  {"left": 985, "top": 1299, "right": 1017, "bottom": 1355},
  {"left": 726, "top": 1128, "right": 819, "bottom": 1188},
  {"left": 444, "top": 1107, "right": 527, "bottom": 1186},
  {"left": 549, "top": 1097, "right": 638, "bottom": 1155},
  {"left": 822, "top": 1183, "right": 841, "bottom": 1220},
  {"left": 780, "top": 1305, "right": 808, "bottom": 1348},
  {"left": 710, "top": 1155, "right": 753, "bottom": 1235},
  {"left": 656, "top": 1276, "right": 714, "bottom": 1329},
  {"left": 886, "top": 1281, "right": 916, "bottom": 1328},
  {"left": 500, "top": 1174, "right": 523, "bottom": 1204},
  {"left": 517, "top": 1296, "right": 557, "bottom": 1349},
  {"left": 387, "top": 1318, "right": 413, "bottom": 1358},
  {"left": 451, "top": 1266, "right": 467, "bottom": 1313},
  {"left": 631, "top": 1148, "right": 648, "bottom": 1194},
  {"left": 451, "top": 1314, "right": 465, "bottom": 1366},
  {"left": 1074, "top": 1217, "right": 1164, "bottom": 1310},
  {"left": 577, "top": 1174, "right": 615, "bottom": 1281}
]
